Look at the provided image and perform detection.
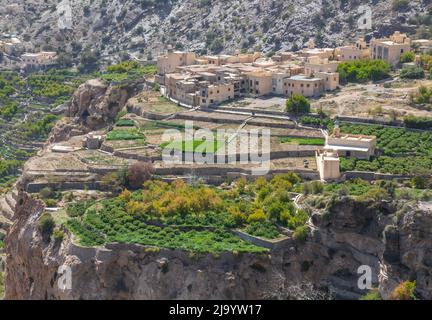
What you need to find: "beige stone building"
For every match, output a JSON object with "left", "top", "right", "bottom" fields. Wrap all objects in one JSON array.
[
  {"left": 304, "top": 56, "right": 339, "bottom": 76},
  {"left": 284, "top": 75, "right": 324, "bottom": 98},
  {"left": 157, "top": 50, "right": 197, "bottom": 75},
  {"left": 412, "top": 39, "right": 432, "bottom": 53},
  {"left": 370, "top": 31, "right": 411, "bottom": 66},
  {"left": 315, "top": 71, "right": 339, "bottom": 91},
  {"left": 21, "top": 51, "right": 57, "bottom": 68},
  {"left": 335, "top": 38, "right": 370, "bottom": 61},
  {"left": 199, "top": 82, "right": 235, "bottom": 107},
  {"left": 316, "top": 149, "right": 341, "bottom": 181},
  {"left": 246, "top": 71, "right": 273, "bottom": 97},
  {"left": 325, "top": 127, "right": 376, "bottom": 160}
]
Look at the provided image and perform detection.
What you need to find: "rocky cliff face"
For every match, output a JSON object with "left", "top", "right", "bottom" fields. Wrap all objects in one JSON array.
[
  {"left": 66, "top": 79, "right": 138, "bottom": 130},
  {"left": 4, "top": 188, "right": 432, "bottom": 300},
  {"left": 0, "top": 0, "right": 428, "bottom": 62}
]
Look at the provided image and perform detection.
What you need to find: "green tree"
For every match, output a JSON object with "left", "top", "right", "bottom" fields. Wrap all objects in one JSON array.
[
  {"left": 38, "top": 212, "right": 55, "bottom": 241},
  {"left": 400, "top": 51, "right": 415, "bottom": 63},
  {"left": 286, "top": 94, "right": 311, "bottom": 114}
]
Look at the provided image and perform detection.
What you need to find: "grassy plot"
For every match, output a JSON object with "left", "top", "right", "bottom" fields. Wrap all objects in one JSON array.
[
  {"left": 115, "top": 119, "right": 135, "bottom": 127},
  {"left": 107, "top": 128, "right": 145, "bottom": 141},
  {"left": 279, "top": 137, "right": 325, "bottom": 146}
]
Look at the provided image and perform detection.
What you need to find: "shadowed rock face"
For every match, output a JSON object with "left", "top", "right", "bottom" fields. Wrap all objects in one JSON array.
[{"left": 4, "top": 186, "right": 432, "bottom": 300}]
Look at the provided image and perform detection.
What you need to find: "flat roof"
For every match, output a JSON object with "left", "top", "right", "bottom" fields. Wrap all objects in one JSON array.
[
  {"left": 325, "top": 145, "right": 369, "bottom": 152},
  {"left": 289, "top": 75, "right": 321, "bottom": 81}
]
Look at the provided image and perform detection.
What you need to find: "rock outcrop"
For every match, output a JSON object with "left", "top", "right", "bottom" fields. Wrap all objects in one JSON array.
[
  {"left": 66, "top": 79, "right": 135, "bottom": 130},
  {"left": 4, "top": 189, "right": 432, "bottom": 300}
]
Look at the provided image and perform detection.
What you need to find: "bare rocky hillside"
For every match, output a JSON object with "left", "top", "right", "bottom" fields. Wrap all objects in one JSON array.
[{"left": 0, "top": 0, "right": 430, "bottom": 63}]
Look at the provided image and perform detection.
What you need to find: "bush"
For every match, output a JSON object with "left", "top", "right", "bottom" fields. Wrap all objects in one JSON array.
[
  {"left": 286, "top": 94, "right": 311, "bottom": 114},
  {"left": 44, "top": 199, "right": 57, "bottom": 207},
  {"left": 400, "top": 51, "right": 415, "bottom": 63},
  {"left": 389, "top": 281, "right": 417, "bottom": 300},
  {"left": 360, "top": 288, "right": 382, "bottom": 300},
  {"left": 38, "top": 213, "right": 55, "bottom": 240},
  {"left": 293, "top": 225, "right": 309, "bottom": 242},
  {"left": 39, "top": 187, "right": 54, "bottom": 199},
  {"left": 53, "top": 229, "right": 64, "bottom": 243},
  {"left": 127, "top": 162, "right": 155, "bottom": 190},
  {"left": 400, "top": 67, "right": 425, "bottom": 79}
]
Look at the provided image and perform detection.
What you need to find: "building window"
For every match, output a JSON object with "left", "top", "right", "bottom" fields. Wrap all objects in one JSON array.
[
  {"left": 255, "top": 81, "right": 259, "bottom": 85},
  {"left": 401, "top": 49, "right": 404, "bottom": 53},
  {"left": 228, "top": 88, "right": 231, "bottom": 91},
  {"left": 307, "top": 84, "right": 310, "bottom": 88},
  {"left": 217, "top": 90, "right": 219, "bottom": 94},
  {"left": 301, "top": 84, "right": 304, "bottom": 87},
  {"left": 315, "top": 84, "right": 317, "bottom": 87},
  {"left": 202, "top": 99, "right": 206, "bottom": 103},
  {"left": 210, "top": 99, "right": 214, "bottom": 103}
]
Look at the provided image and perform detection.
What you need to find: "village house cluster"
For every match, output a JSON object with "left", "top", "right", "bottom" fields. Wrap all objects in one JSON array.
[
  {"left": 21, "top": 51, "right": 57, "bottom": 69},
  {"left": 155, "top": 32, "right": 412, "bottom": 108},
  {"left": 0, "top": 34, "right": 58, "bottom": 69}
]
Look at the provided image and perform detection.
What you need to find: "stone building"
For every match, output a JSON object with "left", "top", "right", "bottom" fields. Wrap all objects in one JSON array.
[
  {"left": 370, "top": 31, "right": 411, "bottom": 67},
  {"left": 325, "top": 126, "right": 376, "bottom": 160},
  {"left": 21, "top": 51, "right": 57, "bottom": 68},
  {"left": 316, "top": 149, "right": 341, "bottom": 181}
]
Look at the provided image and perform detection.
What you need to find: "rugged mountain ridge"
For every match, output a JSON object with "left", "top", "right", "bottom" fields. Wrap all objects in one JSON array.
[{"left": 0, "top": 0, "right": 429, "bottom": 62}]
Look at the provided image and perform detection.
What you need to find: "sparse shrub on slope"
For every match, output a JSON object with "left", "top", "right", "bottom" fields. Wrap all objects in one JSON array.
[{"left": 390, "top": 281, "right": 417, "bottom": 300}]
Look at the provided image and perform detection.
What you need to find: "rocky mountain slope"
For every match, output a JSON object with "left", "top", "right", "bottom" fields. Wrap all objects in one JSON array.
[
  {"left": 4, "top": 179, "right": 432, "bottom": 299},
  {"left": 0, "top": 0, "right": 429, "bottom": 62}
]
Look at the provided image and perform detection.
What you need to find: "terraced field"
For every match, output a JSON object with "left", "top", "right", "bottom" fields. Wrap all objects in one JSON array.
[{"left": 0, "top": 70, "right": 92, "bottom": 192}]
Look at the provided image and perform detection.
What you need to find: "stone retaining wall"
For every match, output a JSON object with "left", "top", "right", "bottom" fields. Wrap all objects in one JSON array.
[
  {"left": 232, "top": 230, "right": 292, "bottom": 250},
  {"left": 344, "top": 171, "right": 411, "bottom": 181}
]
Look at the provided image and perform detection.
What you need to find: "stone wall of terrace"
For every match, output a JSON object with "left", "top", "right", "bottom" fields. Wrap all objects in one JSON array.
[{"left": 344, "top": 171, "right": 411, "bottom": 181}]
